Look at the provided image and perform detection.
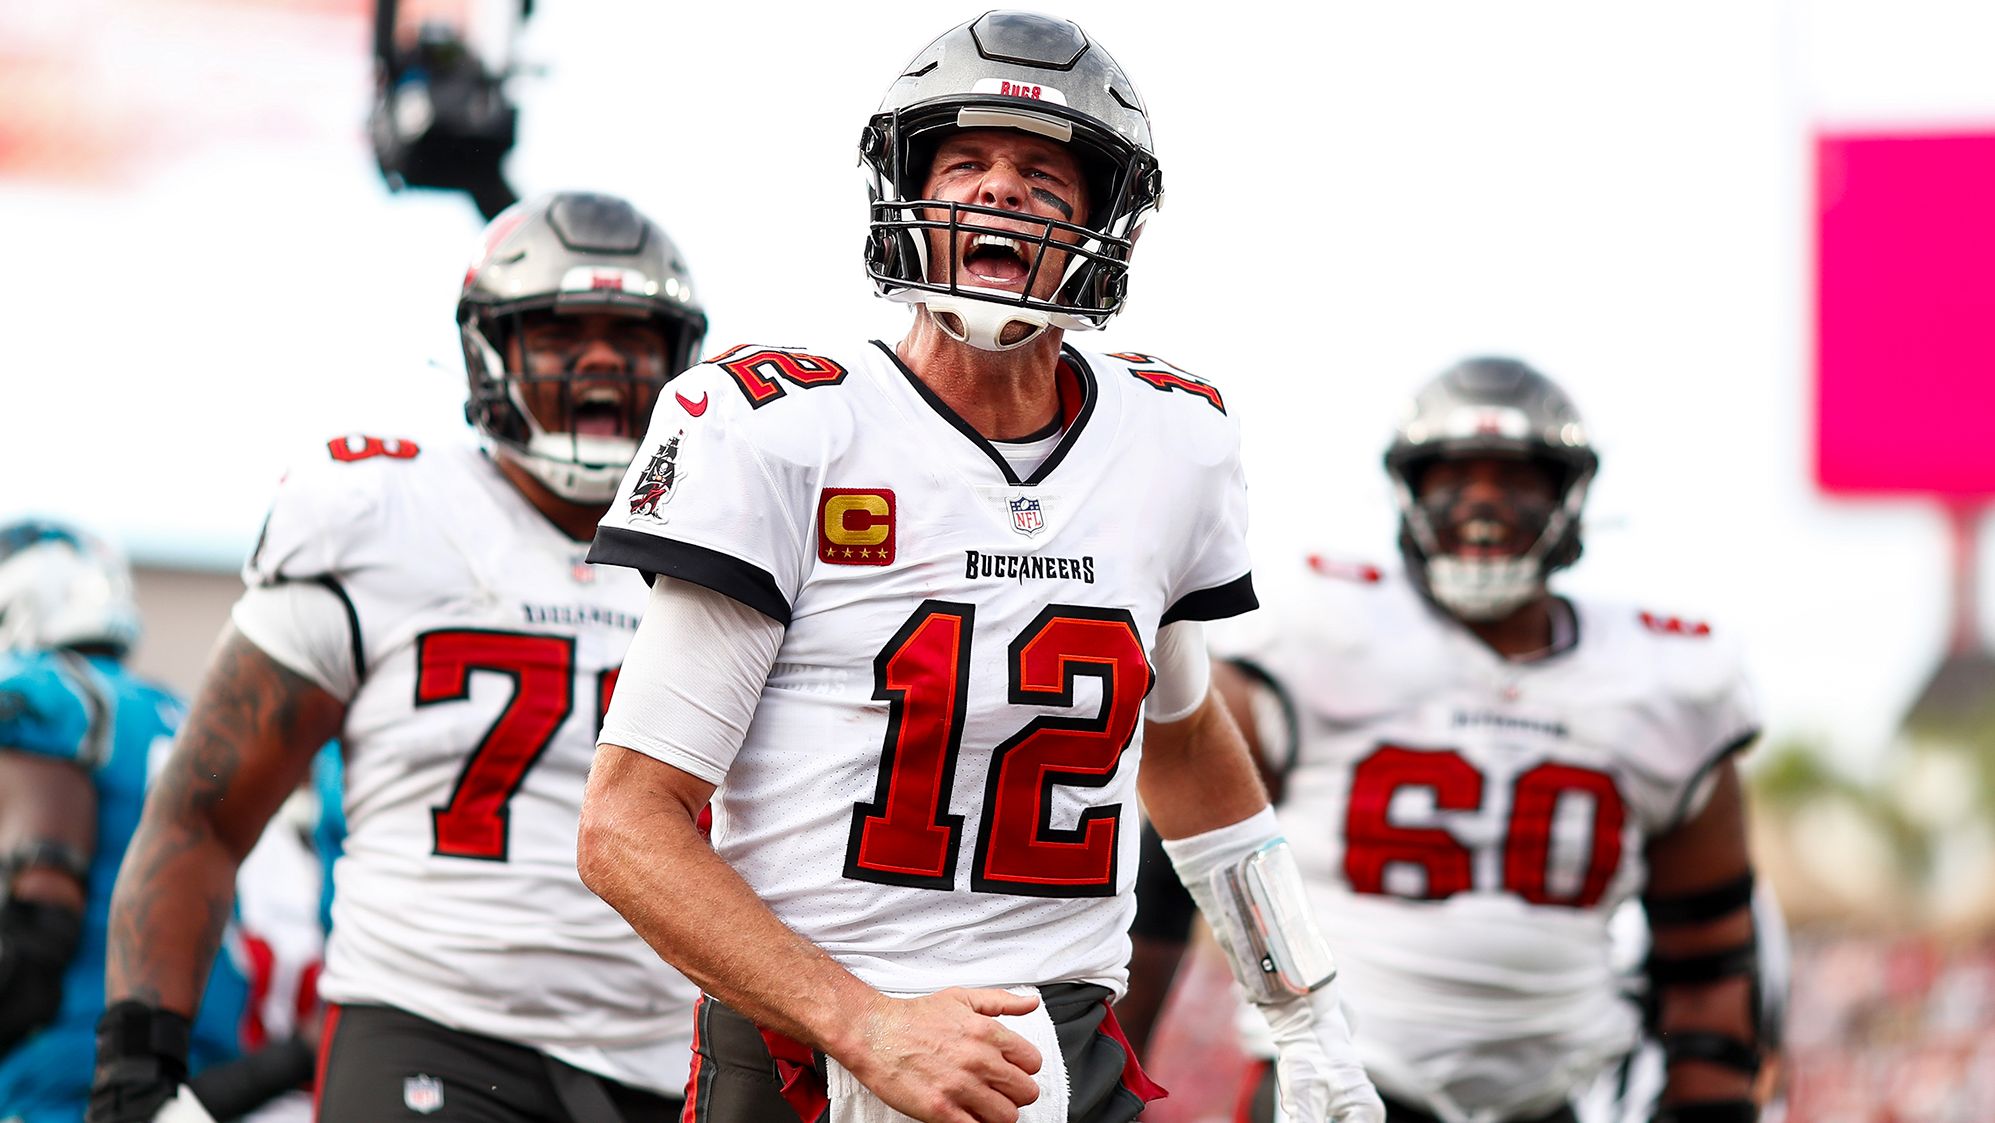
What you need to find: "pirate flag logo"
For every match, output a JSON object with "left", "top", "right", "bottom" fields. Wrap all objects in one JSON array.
[{"left": 628, "top": 430, "right": 684, "bottom": 519}]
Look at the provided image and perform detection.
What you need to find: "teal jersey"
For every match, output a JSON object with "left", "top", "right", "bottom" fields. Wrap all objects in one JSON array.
[
  {"left": 0, "top": 651, "right": 247, "bottom": 1123},
  {"left": 311, "top": 745, "right": 345, "bottom": 934}
]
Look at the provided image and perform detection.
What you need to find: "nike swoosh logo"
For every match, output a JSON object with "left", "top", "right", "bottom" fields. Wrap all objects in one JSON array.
[{"left": 676, "top": 391, "right": 709, "bottom": 417}]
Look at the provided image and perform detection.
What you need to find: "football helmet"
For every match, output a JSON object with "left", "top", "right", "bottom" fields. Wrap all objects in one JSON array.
[
  {"left": 0, "top": 520, "right": 141, "bottom": 655},
  {"left": 1384, "top": 358, "right": 1597, "bottom": 621},
  {"left": 458, "top": 192, "right": 707, "bottom": 504},
  {"left": 861, "top": 11, "right": 1164, "bottom": 351}
]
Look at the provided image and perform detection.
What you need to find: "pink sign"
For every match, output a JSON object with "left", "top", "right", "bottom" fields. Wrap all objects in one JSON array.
[{"left": 1816, "top": 131, "right": 1995, "bottom": 497}]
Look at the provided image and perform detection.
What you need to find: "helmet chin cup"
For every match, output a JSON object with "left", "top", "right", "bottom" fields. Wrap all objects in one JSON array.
[
  {"left": 1422, "top": 555, "right": 1544, "bottom": 621},
  {"left": 919, "top": 293, "right": 1055, "bottom": 352},
  {"left": 499, "top": 435, "right": 632, "bottom": 504}
]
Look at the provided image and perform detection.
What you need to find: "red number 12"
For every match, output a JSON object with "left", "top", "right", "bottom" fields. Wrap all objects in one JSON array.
[{"left": 844, "top": 602, "right": 1152, "bottom": 898}]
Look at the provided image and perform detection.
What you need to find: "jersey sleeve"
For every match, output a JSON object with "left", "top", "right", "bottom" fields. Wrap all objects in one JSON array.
[
  {"left": 230, "top": 581, "right": 363, "bottom": 702},
  {"left": 235, "top": 439, "right": 392, "bottom": 689},
  {"left": 243, "top": 443, "right": 384, "bottom": 588},
  {"left": 1663, "top": 654, "right": 1761, "bottom": 828},
  {"left": 587, "top": 361, "right": 821, "bottom": 625},
  {"left": 1161, "top": 413, "right": 1257, "bottom": 625},
  {"left": 0, "top": 651, "right": 107, "bottom": 768},
  {"left": 1623, "top": 618, "right": 1763, "bottom": 833}
]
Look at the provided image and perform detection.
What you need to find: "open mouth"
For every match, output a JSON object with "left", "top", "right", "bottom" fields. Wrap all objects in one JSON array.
[
  {"left": 962, "top": 232, "right": 1032, "bottom": 286},
  {"left": 1453, "top": 517, "right": 1513, "bottom": 558},
  {"left": 571, "top": 389, "right": 628, "bottom": 438}
]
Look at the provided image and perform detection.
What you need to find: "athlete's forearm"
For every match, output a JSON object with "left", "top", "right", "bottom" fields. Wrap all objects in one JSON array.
[
  {"left": 1654, "top": 928, "right": 1758, "bottom": 1105},
  {"left": 579, "top": 744, "right": 880, "bottom": 1057},
  {"left": 1647, "top": 763, "right": 1760, "bottom": 1107},
  {"left": 105, "top": 815, "right": 241, "bottom": 1013},
  {"left": 1137, "top": 688, "right": 1269, "bottom": 840},
  {"left": 106, "top": 629, "right": 342, "bottom": 1012}
]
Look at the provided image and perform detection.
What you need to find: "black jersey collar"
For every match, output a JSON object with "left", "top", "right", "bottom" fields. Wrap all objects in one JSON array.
[{"left": 871, "top": 339, "right": 1099, "bottom": 487}]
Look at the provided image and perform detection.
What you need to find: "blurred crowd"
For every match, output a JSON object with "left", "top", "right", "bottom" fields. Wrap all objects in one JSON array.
[{"left": 1782, "top": 932, "right": 1995, "bottom": 1122}]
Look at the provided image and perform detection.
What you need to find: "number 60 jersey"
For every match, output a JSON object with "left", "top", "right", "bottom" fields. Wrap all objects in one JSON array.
[
  {"left": 591, "top": 341, "right": 1256, "bottom": 995},
  {"left": 1215, "top": 558, "right": 1759, "bottom": 1121},
  {"left": 235, "top": 437, "right": 697, "bottom": 1096}
]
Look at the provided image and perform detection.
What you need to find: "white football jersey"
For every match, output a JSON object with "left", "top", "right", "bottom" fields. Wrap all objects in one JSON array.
[
  {"left": 243, "top": 438, "right": 696, "bottom": 1094},
  {"left": 1214, "top": 558, "right": 1759, "bottom": 1122},
  {"left": 593, "top": 341, "right": 1255, "bottom": 995}
]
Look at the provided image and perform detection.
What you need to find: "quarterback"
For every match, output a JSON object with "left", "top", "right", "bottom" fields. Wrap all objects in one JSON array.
[
  {"left": 1209, "top": 359, "right": 1766, "bottom": 1123},
  {"left": 89, "top": 193, "right": 709, "bottom": 1123},
  {"left": 579, "top": 12, "right": 1383, "bottom": 1123}
]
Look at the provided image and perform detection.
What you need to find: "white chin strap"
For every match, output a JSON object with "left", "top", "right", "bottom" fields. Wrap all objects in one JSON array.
[
  {"left": 503, "top": 434, "right": 633, "bottom": 504},
  {"left": 920, "top": 292, "right": 1058, "bottom": 352},
  {"left": 1422, "top": 555, "right": 1544, "bottom": 621}
]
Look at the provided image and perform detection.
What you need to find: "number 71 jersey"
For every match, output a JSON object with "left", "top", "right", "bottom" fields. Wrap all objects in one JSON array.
[
  {"left": 592, "top": 341, "right": 1256, "bottom": 995},
  {"left": 243, "top": 438, "right": 695, "bottom": 1094},
  {"left": 1215, "top": 559, "right": 1759, "bottom": 1117}
]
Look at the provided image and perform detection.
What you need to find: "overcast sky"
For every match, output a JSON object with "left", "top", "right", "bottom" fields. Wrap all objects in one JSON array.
[{"left": 4, "top": 0, "right": 1993, "bottom": 770}]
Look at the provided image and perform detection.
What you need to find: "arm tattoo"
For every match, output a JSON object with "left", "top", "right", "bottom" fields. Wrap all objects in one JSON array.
[{"left": 107, "top": 630, "right": 339, "bottom": 1009}]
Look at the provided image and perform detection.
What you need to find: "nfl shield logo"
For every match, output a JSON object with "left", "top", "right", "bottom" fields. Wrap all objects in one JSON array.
[
  {"left": 1008, "top": 496, "right": 1045, "bottom": 537},
  {"left": 404, "top": 1074, "right": 445, "bottom": 1114}
]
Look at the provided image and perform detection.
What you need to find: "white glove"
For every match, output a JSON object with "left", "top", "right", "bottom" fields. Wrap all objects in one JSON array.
[
  {"left": 150, "top": 1087, "right": 217, "bottom": 1123},
  {"left": 1258, "top": 983, "right": 1385, "bottom": 1123}
]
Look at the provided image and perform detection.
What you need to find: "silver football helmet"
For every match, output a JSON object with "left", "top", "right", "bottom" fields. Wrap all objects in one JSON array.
[
  {"left": 458, "top": 192, "right": 707, "bottom": 503},
  {"left": 0, "top": 520, "right": 141, "bottom": 655},
  {"left": 1384, "top": 358, "right": 1598, "bottom": 621},
  {"left": 861, "top": 11, "right": 1164, "bottom": 351}
]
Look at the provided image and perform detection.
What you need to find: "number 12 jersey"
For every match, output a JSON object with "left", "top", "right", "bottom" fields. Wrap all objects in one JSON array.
[{"left": 592, "top": 340, "right": 1256, "bottom": 995}]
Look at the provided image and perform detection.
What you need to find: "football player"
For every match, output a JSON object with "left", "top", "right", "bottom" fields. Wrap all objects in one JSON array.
[
  {"left": 89, "top": 192, "right": 710, "bottom": 1123},
  {"left": 1205, "top": 358, "right": 1766, "bottom": 1123},
  {"left": 0, "top": 522, "right": 248, "bottom": 1122},
  {"left": 578, "top": 13, "right": 1384, "bottom": 1123}
]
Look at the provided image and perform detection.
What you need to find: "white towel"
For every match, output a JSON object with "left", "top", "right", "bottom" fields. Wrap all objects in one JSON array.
[
  {"left": 153, "top": 1086, "right": 220, "bottom": 1123},
  {"left": 826, "top": 986, "right": 1069, "bottom": 1123}
]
